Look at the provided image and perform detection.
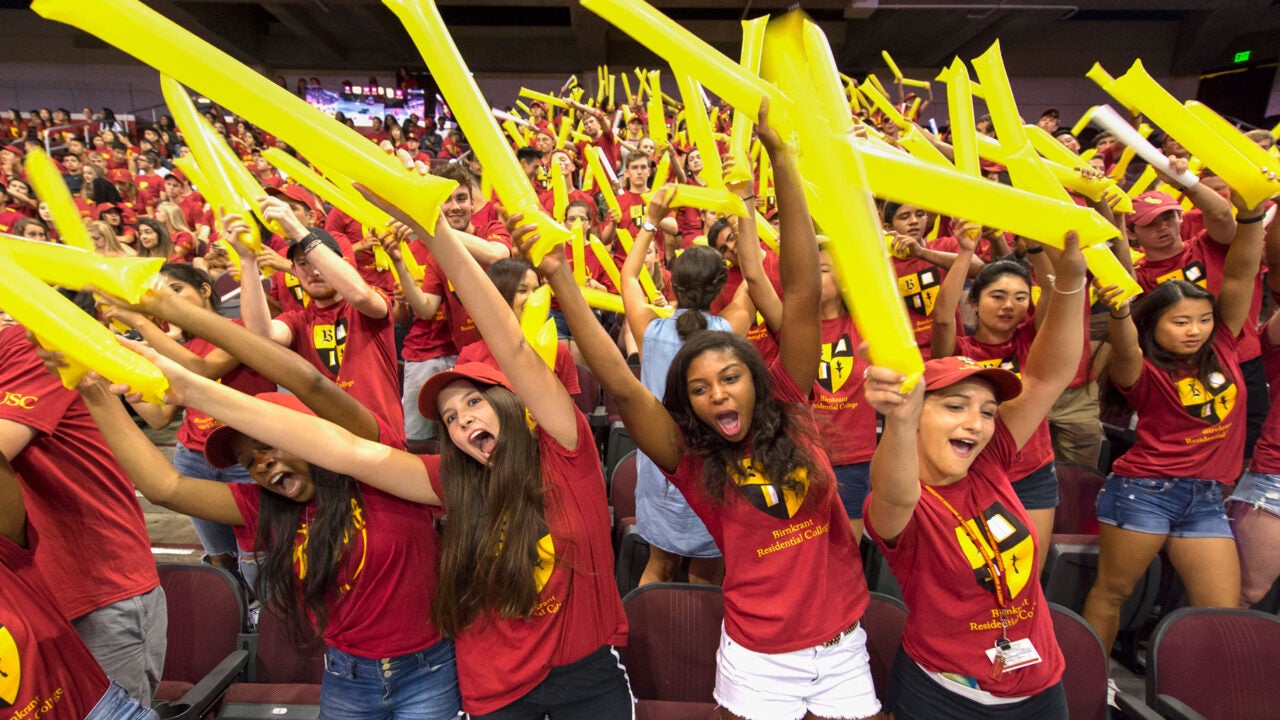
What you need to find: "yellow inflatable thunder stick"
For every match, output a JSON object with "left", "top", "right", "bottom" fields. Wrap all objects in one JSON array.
[
  {"left": 579, "top": 0, "right": 793, "bottom": 129},
  {"left": 520, "top": 284, "right": 558, "bottom": 369},
  {"left": 260, "top": 148, "right": 388, "bottom": 232},
  {"left": 725, "top": 17, "right": 769, "bottom": 186},
  {"left": 24, "top": 150, "right": 92, "bottom": 251},
  {"left": 161, "top": 76, "right": 265, "bottom": 252},
  {"left": 577, "top": 285, "right": 674, "bottom": 319},
  {"left": 1185, "top": 101, "right": 1280, "bottom": 179},
  {"left": 650, "top": 152, "right": 672, "bottom": 191},
  {"left": 936, "top": 58, "right": 980, "bottom": 177},
  {"left": 585, "top": 146, "right": 622, "bottom": 217},
  {"left": 0, "top": 251, "right": 169, "bottom": 404},
  {"left": 31, "top": 0, "right": 454, "bottom": 233},
  {"left": 550, "top": 154, "right": 570, "bottom": 222},
  {"left": 762, "top": 11, "right": 923, "bottom": 390},
  {"left": 882, "top": 49, "right": 934, "bottom": 97},
  {"left": 1019, "top": 126, "right": 1134, "bottom": 213},
  {"left": 614, "top": 227, "right": 662, "bottom": 303},
  {"left": 647, "top": 70, "right": 667, "bottom": 147},
  {"left": 1071, "top": 106, "right": 1099, "bottom": 137},
  {"left": 518, "top": 88, "right": 569, "bottom": 110},
  {"left": 674, "top": 71, "right": 726, "bottom": 187},
  {"left": 385, "top": 0, "right": 568, "bottom": 265},
  {"left": 857, "top": 79, "right": 951, "bottom": 166},
  {"left": 666, "top": 184, "right": 749, "bottom": 218},
  {"left": 621, "top": 73, "right": 634, "bottom": 106},
  {"left": 1090, "top": 61, "right": 1280, "bottom": 208},
  {"left": 754, "top": 210, "right": 780, "bottom": 255},
  {"left": 571, "top": 219, "right": 587, "bottom": 287},
  {"left": 1106, "top": 123, "right": 1153, "bottom": 183},
  {"left": 1, "top": 233, "right": 165, "bottom": 304},
  {"left": 587, "top": 237, "right": 624, "bottom": 291}
]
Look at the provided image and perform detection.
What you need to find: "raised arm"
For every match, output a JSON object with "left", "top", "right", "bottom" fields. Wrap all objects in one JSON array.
[
  {"left": 1160, "top": 156, "right": 1235, "bottom": 245},
  {"left": 1218, "top": 193, "right": 1267, "bottom": 336},
  {"left": 379, "top": 226, "right": 443, "bottom": 320},
  {"left": 760, "top": 104, "right": 821, "bottom": 392},
  {"left": 76, "top": 378, "right": 245, "bottom": 524},
  {"left": 225, "top": 214, "right": 294, "bottom": 346},
  {"left": 517, "top": 215, "right": 683, "bottom": 471},
  {"left": 258, "top": 196, "right": 389, "bottom": 319},
  {"left": 735, "top": 198, "right": 783, "bottom": 333},
  {"left": 929, "top": 223, "right": 978, "bottom": 358},
  {"left": 864, "top": 358, "right": 925, "bottom": 543},
  {"left": 620, "top": 186, "right": 668, "bottom": 347},
  {"left": 997, "top": 232, "right": 1087, "bottom": 449}
]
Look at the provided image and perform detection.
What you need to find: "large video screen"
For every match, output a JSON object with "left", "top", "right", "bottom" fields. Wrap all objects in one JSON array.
[{"left": 305, "top": 85, "right": 426, "bottom": 127}]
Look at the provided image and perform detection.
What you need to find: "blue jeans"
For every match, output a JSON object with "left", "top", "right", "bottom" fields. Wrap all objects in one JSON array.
[
  {"left": 173, "top": 442, "right": 259, "bottom": 587},
  {"left": 1096, "top": 475, "right": 1233, "bottom": 538},
  {"left": 322, "top": 640, "right": 461, "bottom": 719},
  {"left": 834, "top": 462, "right": 872, "bottom": 520},
  {"left": 86, "top": 682, "right": 159, "bottom": 720}
]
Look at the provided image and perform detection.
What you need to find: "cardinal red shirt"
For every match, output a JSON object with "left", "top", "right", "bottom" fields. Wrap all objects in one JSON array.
[
  {"left": 864, "top": 421, "right": 1065, "bottom": 699},
  {"left": 275, "top": 291, "right": 405, "bottom": 449},
  {"left": 1135, "top": 230, "right": 1264, "bottom": 363},
  {"left": 456, "top": 339, "right": 580, "bottom": 396},
  {"left": 954, "top": 320, "right": 1056, "bottom": 480},
  {"left": 892, "top": 252, "right": 950, "bottom": 360},
  {"left": 231, "top": 483, "right": 442, "bottom": 659},
  {"left": 0, "top": 529, "right": 112, "bottom": 719},
  {"left": 664, "top": 360, "right": 867, "bottom": 653},
  {"left": 1247, "top": 337, "right": 1280, "bottom": 474},
  {"left": 813, "top": 315, "right": 875, "bottom": 466},
  {"left": 420, "top": 219, "right": 512, "bottom": 350},
  {"left": 1112, "top": 325, "right": 1245, "bottom": 484},
  {"left": 424, "top": 410, "right": 627, "bottom": 714},
  {"left": 176, "top": 329, "right": 277, "bottom": 453},
  {"left": 713, "top": 255, "right": 783, "bottom": 367},
  {"left": 0, "top": 326, "right": 159, "bottom": 621},
  {"left": 401, "top": 241, "right": 458, "bottom": 363},
  {"left": 325, "top": 208, "right": 396, "bottom": 296},
  {"left": 616, "top": 190, "right": 647, "bottom": 237}
]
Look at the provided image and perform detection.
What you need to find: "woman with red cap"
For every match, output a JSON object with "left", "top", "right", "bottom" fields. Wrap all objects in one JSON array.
[{"left": 861, "top": 229, "right": 1087, "bottom": 719}]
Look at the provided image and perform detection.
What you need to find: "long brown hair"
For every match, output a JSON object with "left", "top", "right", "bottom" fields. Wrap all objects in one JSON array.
[{"left": 432, "top": 384, "right": 550, "bottom": 637}]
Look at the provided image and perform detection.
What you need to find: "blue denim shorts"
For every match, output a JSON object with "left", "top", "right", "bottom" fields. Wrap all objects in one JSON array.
[
  {"left": 1011, "top": 462, "right": 1059, "bottom": 511},
  {"left": 1096, "top": 474, "right": 1233, "bottom": 538},
  {"left": 834, "top": 462, "right": 872, "bottom": 520},
  {"left": 321, "top": 639, "right": 461, "bottom": 719},
  {"left": 86, "top": 682, "right": 159, "bottom": 720},
  {"left": 1228, "top": 470, "right": 1280, "bottom": 517}
]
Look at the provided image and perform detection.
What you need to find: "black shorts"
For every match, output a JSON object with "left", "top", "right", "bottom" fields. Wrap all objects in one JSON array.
[{"left": 470, "top": 644, "right": 634, "bottom": 720}]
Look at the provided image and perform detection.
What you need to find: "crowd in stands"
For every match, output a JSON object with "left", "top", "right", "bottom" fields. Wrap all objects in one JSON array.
[{"left": 4, "top": 61, "right": 1280, "bottom": 720}]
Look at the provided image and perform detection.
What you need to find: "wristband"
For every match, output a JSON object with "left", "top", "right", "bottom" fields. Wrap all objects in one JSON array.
[
  {"left": 1237, "top": 213, "right": 1266, "bottom": 225},
  {"left": 1024, "top": 246, "right": 1044, "bottom": 255},
  {"left": 1047, "top": 274, "right": 1087, "bottom": 295},
  {"left": 297, "top": 232, "right": 324, "bottom": 256},
  {"left": 1109, "top": 307, "right": 1131, "bottom": 320}
]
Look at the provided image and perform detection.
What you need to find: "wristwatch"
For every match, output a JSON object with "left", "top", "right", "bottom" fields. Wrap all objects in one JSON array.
[{"left": 641, "top": 219, "right": 657, "bottom": 233}]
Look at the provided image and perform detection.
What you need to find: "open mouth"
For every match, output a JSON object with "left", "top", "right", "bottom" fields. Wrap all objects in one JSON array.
[
  {"left": 469, "top": 429, "right": 497, "bottom": 456},
  {"left": 267, "top": 471, "right": 304, "bottom": 498},
  {"left": 715, "top": 411, "right": 742, "bottom": 438},
  {"left": 949, "top": 439, "right": 977, "bottom": 459}
]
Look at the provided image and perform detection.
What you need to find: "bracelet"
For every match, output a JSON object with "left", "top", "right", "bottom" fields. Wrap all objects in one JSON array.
[
  {"left": 1025, "top": 246, "right": 1044, "bottom": 255},
  {"left": 1237, "top": 213, "right": 1266, "bottom": 225},
  {"left": 740, "top": 194, "right": 757, "bottom": 202},
  {"left": 1047, "top": 274, "right": 1087, "bottom": 295},
  {"left": 1180, "top": 178, "right": 1201, "bottom": 192},
  {"left": 1109, "top": 307, "right": 1131, "bottom": 320},
  {"left": 297, "top": 232, "right": 324, "bottom": 256}
]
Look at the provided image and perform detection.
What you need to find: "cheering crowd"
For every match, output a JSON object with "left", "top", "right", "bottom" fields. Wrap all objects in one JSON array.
[{"left": 2, "top": 51, "right": 1279, "bottom": 720}]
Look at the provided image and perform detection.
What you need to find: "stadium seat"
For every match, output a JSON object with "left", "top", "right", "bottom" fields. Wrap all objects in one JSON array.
[
  {"left": 620, "top": 582, "right": 722, "bottom": 720},
  {"left": 574, "top": 362, "right": 604, "bottom": 420},
  {"left": 217, "top": 603, "right": 323, "bottom": 720},
  {"left": 153, "top": 564, "right": 251, "bottom": 720},
  {"left": 610, "top": 450, "right": 638, "bottom": 543},
  {"left": 1052, "top": 461, "right": 1105, "bottom": 535},
  {"left": 1048, "top": 603, "right": 1109, "bottom": 720},
  {"left": 864, "top": 592, "right": 907, "bottom": 700},
  {"left": 1143, "top": 607, "right": 1280, "bottom": 720}
]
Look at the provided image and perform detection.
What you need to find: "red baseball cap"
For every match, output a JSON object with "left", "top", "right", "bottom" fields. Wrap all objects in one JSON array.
[
  {"left": 266, "top": 184, "right": 319, "bottom": 215},
  {"left": 107, "top": 168, "right": 133, "bottom": 183},
  {"left": 417, "top": 362, "right": 513, "bottom": 422},
  {"left": 165, "top": 169, "right": 188, "bottom": 185},
  {"left": 1130, "top": 191, "right": 1182, "bottom": 227},
  {"left": 93, "top": 202, "right": 123, "bottom": 219},
  {"left": 2, "top": 143, "right": 23, "bottom": 158},
  {"left": 204, "top": 392, "right": 315, "bottom": 469},
  {"left": 923, "top": 356, "right": 1022, "bottom": 403}
]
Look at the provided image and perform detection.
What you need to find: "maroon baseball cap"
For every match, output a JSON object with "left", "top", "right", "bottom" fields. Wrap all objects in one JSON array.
[
  {"left": 107, "top": 168, "right": 133, "bottom": 183},
  {"left": 1130, "top": 191, "right": 1182, "bottom": 227},
  {"left": 204, "top": 392, "right": 315, "bottom": 469},
  {"left": 2, "top": 143, "right": 23, "bottom": 158},
  {"left": 923, "top": 356, "right": 1022, "bottom": 403},
  {"left": 265, "top": 183, "right": 319, "bottom": 215},
  {"left": 417, "top": 362, "right": 513, "bottom": 421}
]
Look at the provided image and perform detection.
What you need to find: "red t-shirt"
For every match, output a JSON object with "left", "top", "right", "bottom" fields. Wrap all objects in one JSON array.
[
  {"left": 864, "top": 421, "right": 1065, "bottom": 698},
  {"left": 1112, "top": 325, "right": 1245, "bottom": 484},
  {"left": 420, "top": 219, "right": 512, "bottom": 350},
  {"left": 663, "top": 360, "right": 867, "bottom": 653},
  {"left": 892, "top": 250, "right": 950, "bottom": 360},
  {"left": 175, "top": 329, "right": 277, "bottom": 453},
  {"left": 1247, "top": 336, "right": 1280, "bottom": 474},
  {"left": 135, "top": 172, "right": 164, "bottom": 211},
  {"left": 325, "top": 208, "right": 395, "bottom": 296},
  {"left": 401, "top": 241, "right": 458, "bottom": 363},
  {"left": 0, "top": 326, "right": 159, "bottom": 620},
  {"left": 0, "top": 528, "right": 112, "bottom": 718},
  {"left": 456, "top": 340, "right": 580, "bottom": 396},
  {"left": 270, "top": 270, "right": 310, "bottom": 315},
  {"left": 813, "top": 315, "right": 875, "bottom": 466},
  {"left": 616, "top": 190, "right": 647, "bottom": 237},
  {"left": 1135, "top": 230, "right": 1264, "bottom": 362},
  {"left": 178, "top": 191, "right": 206, "bottom": 231},
  {"left": 230, "top": 483, "right": 442, "bottom": 658},
  {"left": 424, "top": 410, "right": 627, "bottom": 715},
  {"left": 954, "top": 320, "right": 1056, "bottom": 480},
  {"left": 276, "top": 291, "right": 406, "bottom": 449},
  {"left": 713, "top": 256, "right": 783, "bottom": 367},
  {"left": 576, "top": 129, "right": 619, "bottom": 171},
  {"left": 0, "top": 209, "right": 24, "bottom": 233}
]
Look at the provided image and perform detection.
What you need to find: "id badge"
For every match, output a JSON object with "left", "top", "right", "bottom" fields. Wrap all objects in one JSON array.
[{"left": 985, "top": 638, "right": 1042, "bottom": 673}]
